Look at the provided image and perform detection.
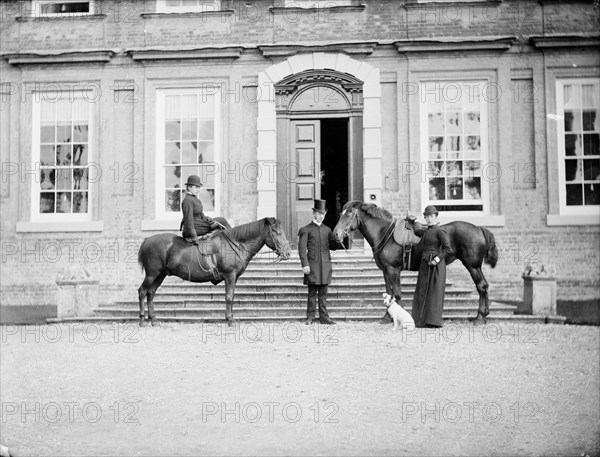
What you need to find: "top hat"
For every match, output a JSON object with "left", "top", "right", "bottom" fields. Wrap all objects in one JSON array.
[
  {"left": 423, "top": 205, "right": 438, "bottom": 216},
  {"left": 185, "top": 175, "right": 203, "bottom": 187},
  {"left": 312, "top": 199, "right": 327, "bottom": 213}
]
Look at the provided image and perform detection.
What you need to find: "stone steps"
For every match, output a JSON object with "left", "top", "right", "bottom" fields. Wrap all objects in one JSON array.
[{"left": 47, "top": 250, "right": 564, "bottom": 325}]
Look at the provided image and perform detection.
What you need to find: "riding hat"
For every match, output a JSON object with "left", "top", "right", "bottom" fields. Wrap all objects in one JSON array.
[
  {"left": 312, "top": 199, "right": 327, "bottom": 214},
  {"left": 423, "top": 205, "right": 439, "bottom": 216},
  {"left": 185, "top": 175, "right": 203, "bottom": 187}
]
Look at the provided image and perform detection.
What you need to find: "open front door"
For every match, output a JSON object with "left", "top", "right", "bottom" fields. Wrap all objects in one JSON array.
[{"left": 291, "top": 120, "right": 320, "bottom": 236}]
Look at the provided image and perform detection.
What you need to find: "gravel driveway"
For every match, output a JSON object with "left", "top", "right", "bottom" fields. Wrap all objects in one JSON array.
[{"left": 1, "top": 321, "right": 598, "bottom": 456}]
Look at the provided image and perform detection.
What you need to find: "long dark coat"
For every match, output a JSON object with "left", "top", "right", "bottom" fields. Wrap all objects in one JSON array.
[
  {"left": 298, "top": 222, "right": 342, "bottom": 285},
  {"left": 411, "top": 223, "right": 453, "bottom": 326}
]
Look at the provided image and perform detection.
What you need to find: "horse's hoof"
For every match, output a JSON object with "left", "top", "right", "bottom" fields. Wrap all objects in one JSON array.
[
  {"left": 139, "top": 320, "right": 149, "bottom": 328},
  {"left": 470, "top": 314, "right": 487, "bottom": 325}
]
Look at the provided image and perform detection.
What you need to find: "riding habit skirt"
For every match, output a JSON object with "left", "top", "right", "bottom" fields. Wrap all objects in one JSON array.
[{"left": 411, "top": 256, "right": 447, "bottom": 327}]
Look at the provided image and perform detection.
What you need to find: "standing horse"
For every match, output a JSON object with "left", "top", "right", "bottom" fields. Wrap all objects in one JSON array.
[
  {"left": 333, "top": 201, "right": 498, "bottom": 323},
  {"left": 137, "top": 217, "right": 291, "bottom": 326}
]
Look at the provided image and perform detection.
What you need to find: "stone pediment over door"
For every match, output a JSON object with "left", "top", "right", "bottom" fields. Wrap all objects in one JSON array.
[{"left": 275, "top": 69, "right": 363, "bottom": 115}]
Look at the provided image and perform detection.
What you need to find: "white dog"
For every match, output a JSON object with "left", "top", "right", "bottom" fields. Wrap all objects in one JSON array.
[{"left": 383, "top": 293, "right": 415, "bottom": 331}]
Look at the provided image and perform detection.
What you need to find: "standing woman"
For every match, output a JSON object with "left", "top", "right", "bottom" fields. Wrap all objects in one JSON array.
[{"left": 409, "top": 205, "right": 453, "bottom": 327}]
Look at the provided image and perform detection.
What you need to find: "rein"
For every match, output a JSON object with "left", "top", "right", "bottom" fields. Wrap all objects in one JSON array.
[
  {"left": 372, "top": 219, "right": 396, "bottom": 255},
  {"left": 219, "top": 223, "right": 288, "bottom": 264}
]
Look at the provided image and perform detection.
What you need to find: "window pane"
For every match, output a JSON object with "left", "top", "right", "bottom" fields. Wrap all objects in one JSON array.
[
  {"left": 165, "top": 166, "right": 181, "bottom": 188},
  {"left": 165, "top": 142, "right": 181, "bottom": 164},
  {"left": 57, "top": 123, "right": 71, "bottom": 143},
  {"left": 565, "top": 134, "right": 582, "bottom": 156},
  {"left": 165, "top": 121, "right": 180, "bottom": 141},
  {"left": 428, "top": 113, "right": 444, "bottom": 135},
  {"left": 182, "top": 120, "right": 197, "bottom": 140},
  {"left": 447, "top": 178, "right": 463, "bottom": 200},
  {"left": 464, "top": 112, "right": 480, "bottom": 133},
  {"left": 56, "top": 144, "right": 72, "bottom": 165},
  {"left": 197, "top": 142, "right": 214, "bottom": 163},
  {"left": 583, "top": 133, "right": 599, "bottom": 156},
  {"left": 72, "top": 144, "right": 87, "bottom": 166},
  {"left": 566, "top": 184, "right": 583, "bottom": 205},
  {"left": 582, "top": 84, "right": 598, "bottom": 109},
  {"left": 181, "top": 142, "right": 199, "bottom": 164},
  {"left": 40, "top": 125, "right": 55, "bottom": 143},
  {"left": 73, "top": 192, "right": 88, "bottom": 213},
  {"left": 584, "top": 184, "right": 599, "bottom": 205},
  {"left": 40, "top": 169, "right": 55, "bottom": 190},
  {"left": 40, "top": 145, "right": 55, "bottom": 166},
  {"left": 56, "top": 192, "right": 72, "bottom": 213},
  {"left": 198, "top": 188, "right": 215, "bottom": 211},
  {"left": 73, "top": 168, "right": 88, "bottom": 190},
  {"left": 583, "top": 159, "right": 600, "bottom": 181},
  {"left": 464, "top": 177, "right": 481, "bottom": 200},
  {"left": 446, "top": 112, "right": 460, "bottom": 134},
  {"left": 40, "top": 193, "right": 55, "bottom": 213},
  {"left": 165, "top": 189, "right": 183, "bottom": 212},
  {"left": 565, "top": 159, "right": 581, "bottom": 182},
  {"left": 564, "top": 85, "right": 581, "bottom": 109},
  {"left": 429, "top": 178, "right": 445, "bottom": 200},
  {"left": 429, "top": 137, "right": 444, "bottom": 153},
  {"left": 198, "top": 120, "right": 214, "bottom": 140},
  {"left": 73, "top": 124, "right": 88, "bottom": 142},
  {"left": 55, "top": 168, "right": 72, "bottom": 190}
]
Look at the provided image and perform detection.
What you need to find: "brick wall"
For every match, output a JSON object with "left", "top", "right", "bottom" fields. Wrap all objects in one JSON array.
[{"left": 1, "top": 0, "right": 599, "bottom": 311}]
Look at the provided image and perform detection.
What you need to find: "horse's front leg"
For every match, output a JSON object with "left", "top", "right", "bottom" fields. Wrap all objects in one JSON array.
[
  {"left": 224, "top": 274, "right": 237, "bottom": 326},
  {"left": 380, "top": 269, "right": 393, "bottom": 324}
]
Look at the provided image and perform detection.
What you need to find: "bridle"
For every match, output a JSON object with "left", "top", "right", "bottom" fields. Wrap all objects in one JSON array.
[
  {"left": 220, "top": 220, "right": 290, "bottom": 263},
  {"left": 338, "top": 208, "right": 360, "bottom": 242},
  {"left": 338, "top": 206, "right": 395, "bottom": 255}
]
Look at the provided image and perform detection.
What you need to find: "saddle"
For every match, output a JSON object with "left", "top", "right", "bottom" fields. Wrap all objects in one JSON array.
[
  {"left": 183, "top": 235, "right": 220, "bottom": 280},
  {"left": 393, "top": 219, "right": 422, "bottom": 270}
]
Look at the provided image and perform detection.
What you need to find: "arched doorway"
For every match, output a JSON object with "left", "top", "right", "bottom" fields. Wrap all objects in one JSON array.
[
  {"left": 274, "top": 70, "right": 364, "bottom": 240},
  {"left": 256, "top": 53, "right": 383, "bottom": 248}
]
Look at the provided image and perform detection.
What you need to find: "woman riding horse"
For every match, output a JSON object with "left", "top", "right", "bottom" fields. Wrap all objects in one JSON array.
[{"left": 180, "top": 175, "right": 231, "bottom": 244}]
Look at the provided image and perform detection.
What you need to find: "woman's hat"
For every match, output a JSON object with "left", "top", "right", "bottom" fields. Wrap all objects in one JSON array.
[
  {"left": 312, "top": 199, "right": 327, "bottom": 213},
  {"left": 185, "top": 175, "right": 202, "bottom": 187},
  {"left": 423, "top": 205, "right": 438, "bottom": 216}
]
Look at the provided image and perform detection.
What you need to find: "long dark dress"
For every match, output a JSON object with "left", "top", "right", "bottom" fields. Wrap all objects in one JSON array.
[{"left": 412, "top": 223, "right": 453, "bottom": 327}]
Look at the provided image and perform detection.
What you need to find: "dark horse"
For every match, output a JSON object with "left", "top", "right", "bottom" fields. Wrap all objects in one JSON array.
[
  {"left": 333, "top": 201, "right": 498, "bottom": 323},
  {"left": 137, "top": 218, "right": 291, "bottom": 326}
]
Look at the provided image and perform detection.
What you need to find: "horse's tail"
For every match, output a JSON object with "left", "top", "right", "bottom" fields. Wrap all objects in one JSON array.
[
  {"left": 480, "top": 227, "right": 498, "bottom": 268},
  {"left": 138, "top": 239, "right": 146, "bottom": 272}
]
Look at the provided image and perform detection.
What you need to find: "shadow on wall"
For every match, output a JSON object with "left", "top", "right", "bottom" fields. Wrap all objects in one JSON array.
[{"left": 556, "top": 299, "right": 600, "bottom": 326}]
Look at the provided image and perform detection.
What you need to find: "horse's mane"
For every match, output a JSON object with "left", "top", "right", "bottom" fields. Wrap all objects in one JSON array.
[
  {"left": 224, "top": 218, "right": 267, "bottom": 242},
  {"left": 343, "top": 201, "right": 393, "bottom": 221}
]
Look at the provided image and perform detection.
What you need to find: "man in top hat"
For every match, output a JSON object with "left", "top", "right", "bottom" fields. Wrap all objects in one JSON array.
[
  {"left": 298, "top": 199, "right": 344, "bottom": 325},
  {"left": 180, "top": 175, "right": 229, "bottom": 243},
  {"left": 408, "top": 205, "right": 453, "bottom": 327}
]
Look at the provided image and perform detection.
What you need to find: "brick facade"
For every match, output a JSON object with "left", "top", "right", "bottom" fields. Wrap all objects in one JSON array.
[{"left": 0, "top": 0, "right": 599, "bottom": 316}]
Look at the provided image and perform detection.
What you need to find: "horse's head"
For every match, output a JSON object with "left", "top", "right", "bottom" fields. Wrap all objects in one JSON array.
[
  {"left": 265, "top": 218, "right": 291, "bottom": 261},
  {"left": 333, "top": 201, "right": 361, "bottom": 243}
]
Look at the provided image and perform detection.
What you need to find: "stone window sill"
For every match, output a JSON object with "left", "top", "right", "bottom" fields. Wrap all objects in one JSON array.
[
  {"left": 16, "top": 14, "right": 106, "bottom": 22},
  {"left": 141, "top": 10, "right": 234, "bottom": 19},
  {"left": 16, "top": 221, "right": 104, "bottom": 233},
  {"left": 546, "top": 214, "right": 600, "bottom": 226},
  {"left": 270, "top": 5, "right": 366, "bottom": 14}
]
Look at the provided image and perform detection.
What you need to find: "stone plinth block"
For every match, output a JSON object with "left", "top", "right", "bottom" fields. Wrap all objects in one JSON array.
[
  {"left": 55, "top": 280, "right": 99, "bottom": 318},
  {"left": 520, "top": 275, "right": 557, "bottom": 316}
]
